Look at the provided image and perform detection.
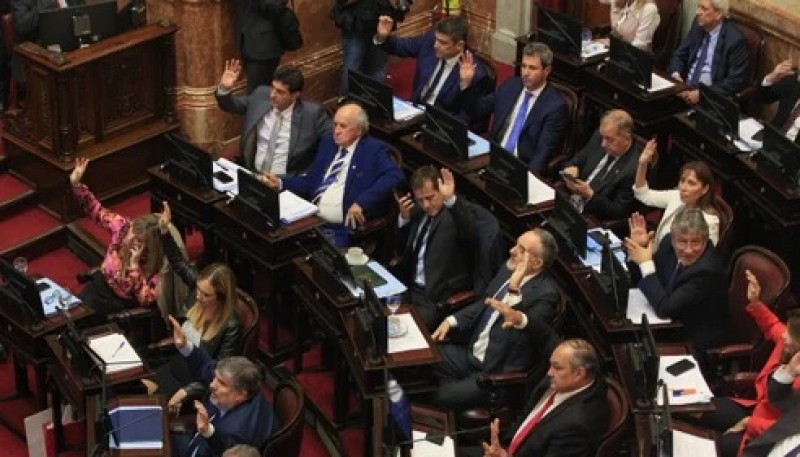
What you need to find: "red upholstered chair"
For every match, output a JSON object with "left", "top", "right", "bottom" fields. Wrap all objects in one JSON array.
[
  {"left": 261, "top": 381, "right": 305, "bottom": 457},
  {"left": 713, "top": 194, "right": 734, "bottom": 259},
  {"left": 595, "top": 377, "right": 630, "bottom": 457},
  {"left": 728, "top": 17, "right": 764, "bottom": 110},
  {"left": 706, "top": 246, "right": 790, "bottom": 381},
  {"left": 545, "top": 80, "right": 581, "bottom": 179}
]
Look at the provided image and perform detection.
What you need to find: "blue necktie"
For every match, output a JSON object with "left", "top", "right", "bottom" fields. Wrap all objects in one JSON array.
[
  {"left": 687, "top": 33, "right": 710, "bottom": 88},
  {"left": 419, "top": 59, "right": 447, "bottom": 104},
  {"left": 312, "top": 148, "right": 349, "bottom": 203},
  {"left": 503, "top": 91, "right": 533, "bottom": 152},
  {"left": 475, "top": 281, "right": 510, "bottom": 333}
]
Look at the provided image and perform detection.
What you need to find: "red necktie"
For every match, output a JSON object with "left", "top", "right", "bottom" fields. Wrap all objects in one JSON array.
[{"left": 507, "top": 392, "right": 556, "bottom": 456}]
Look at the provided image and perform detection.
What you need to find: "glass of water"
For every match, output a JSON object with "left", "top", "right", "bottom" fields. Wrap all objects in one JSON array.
[
  {"left": 13, "top": 257, "right": 28, "bottom": 275},
  {"left": 386, "top": 294, "right": 402, "bottom": 316},
  {"left": 581, "top": 27, "right": 592, "bottom": 49}
]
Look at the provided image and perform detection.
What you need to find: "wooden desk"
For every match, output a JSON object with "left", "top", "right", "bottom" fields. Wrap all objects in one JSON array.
[
  {"left": 515, "top": 34, "right": 608, "bottom": 92},
  {"left": 86, "top": 395, "right": 169, "bottom": 457},
  {"left": 323, "top": 97, "right": 424, "bottom": 144},
  {"left": 45, "top": 324, "right": 151, "bottom": 453},
  {"left": 397, "top": 133, "right": 490, "bottom": 174},
  {"left": 612, "top": 343, "right": 713, "bottom": 415},
  {"left": 670, "top": 114, "right": 753, "bottom": 182}
]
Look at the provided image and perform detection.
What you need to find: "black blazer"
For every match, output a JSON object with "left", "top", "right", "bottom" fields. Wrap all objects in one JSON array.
[
  {"left": 631, "top": 235, "right": 731, "bottom": 356},
  {"left": 236, "top": 0, "right": 287, "bottom": 61},
  {"left": 743, "top": 374, "right": 800, "bottom": 457},
  {"left": 451, "top": 266, "right": 560, "bottom": 374},
  {"left": 396, "top": 197, "right": 479, "bottom": 304},
  {"left": 757, "top": 75, "right": 800, "bottom": 141},
  {"left": 564, "top": 131, "right": 641, "bottom": 221},
  {"left": 502, "top": 377, "right": 610, "bottom": 457}
]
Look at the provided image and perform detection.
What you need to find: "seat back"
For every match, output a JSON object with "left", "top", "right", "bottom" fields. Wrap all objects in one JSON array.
[
  {"left": 595, "top": 377, "right": 630, "bottom": 457},
  {"left": 546, "top": 80, "right": 580, "bottom": 177},
  {"left": 728, "top": 17, "right": 764, "bottom": 104},
  {"left": 1, "top": 13, "right": 17, "bottom": 111},
  {"left": 727, "top": 246, "right": 790, "bottom": 346},
  {"left": 236, "top": 289, "right": 260, "bottom": 361},
  {"left": 468, "top": 203, "right": 506, "bottom": 294},
  {"left": 470, "top": 52, "right": 498, "bottom": 134},
  {"left": 652, "top": 0, "right": 683, "bottom": 70},
  {"left": 714, "top": 194, "right": 734, "bottom": 256},
  {"left": 262, "top": 381, "right": 305, "bottom": 457}
]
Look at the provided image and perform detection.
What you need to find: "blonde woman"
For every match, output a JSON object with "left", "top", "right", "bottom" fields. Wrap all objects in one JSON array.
[{"left": 600, "top": 0, "right": 660, "bottom": 51}]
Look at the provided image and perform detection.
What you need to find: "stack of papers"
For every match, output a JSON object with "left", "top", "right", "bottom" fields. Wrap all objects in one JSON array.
[
  {"left": 213, "top": 158, "right": 245, "bottom": 194},
  {"left": 582, "top": 42, "right": 608, "bottom": 59},
  {"left": 108, "top": 405, "right": 163, "bottom": 450},
  {"left": 279, "top": 190, "right": 319, "bottom": 224},
  {"left": 527, "top": 172, "right": 555, "bottom": 205},
  {"left": 672, "top": 429, "right": 717, "bottom": 456},
  {"left": 399, "top": 431, "right": 455, "bottom": 457},
  {"left": 626, "top": 289, "right": 672, "bottom": 324},
  {"left": 467, "top": 132, "right": 490, "bottom": 158},
  {"left": 387, "top": 313, "right": 429, "bottom": 354},
  {"left": 643, "top": 73, "right": 676, "bottom": 93},
  {"left": 730, "top": 117, "right": 764, "bottom": 152},
  {"left": 581, "top": 229, "right": 626, "bottom": 271},
  {"left": 36, "top": 277, "right": 81, "bottom": 316},
  {"left": 657, "top": 355, "right": 713, "bottom": 405},
  {"left": 393, "top": 97, "right": 424, "bottom": 122},
  {"left": 87, "top": 333, "right": 143, "bottom": 374}
]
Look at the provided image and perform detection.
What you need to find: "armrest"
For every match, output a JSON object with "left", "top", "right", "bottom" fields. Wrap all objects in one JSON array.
[
  {"left": 351, "top": 217, "right": 388, "bottom": 235},
  {"left": 168, "top": 413, "right": 196, "bottom": 434},
  {"left": 716, "top": 371, "right": 758, "bottom": 398},
  {"left": 706, "top": 343, "right": 755, "bottom": 360},
  {"left": 591, "top": 25, "right": 613, "bottom": 38},
  {"left": 107, "top": 307, "right": 155, "bottom": 322},
  {"left": 147, "top": 337, "right": 178, "bottom": 353},
  {"left": 737, "top": 86, "right": 757, "bottom": 103},
  {"left": 439, "top": 290, "right": 478, "bottom": 310},
  {"left": 476, "top": 371, "right": 528, "bottom": 389}
]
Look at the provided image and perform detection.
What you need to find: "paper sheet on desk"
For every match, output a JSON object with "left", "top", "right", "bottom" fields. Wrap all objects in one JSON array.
[
  {"left": 626, "top": 289, "right": 672, "bottom": 324},
  {"left": 87, "top": 333, "right": 143, "bottom": 374},
  {"left": 581, "top": 248, "right": 627, "bottom": 272},
  {"left": 672, "top": 429, "right": 717, "bottom": 457},
  {"left": 527, "top": 172, "right": 555, "bottom": 205},
  {"left": 658, "top": 355, "right": 713, "bottom": 406},
  {"left": 400, "top": 431, "right": 455, "bottom": 457},
  {"left": 352, "top": 261, "right": 407, "bottom": 299},
  {"left": 213, "top": 158, "right": 246, "bottom": 194},
  {"left": 388, "top": 313, "right": 429, "bottom": 354},
  {"left": 581, "top": 42, "right": 608, "bottom": 59},
  {"left": 393, "top": 97, "right": 424, "bottom": 122},
  {"left": 36, "top": 277, "right": 81, "bottom": 316},
  {"left": 468, "top": 132, "right": 490, "bottom": 158},
  {"left": 642, "top": 73, "right": 675, "bottom": 93},
  {"left": 728, "top": 118, "right": 764, "bottom": 152},
  {"left": 279, "top": 190, "right": 319, "bottom": 224}
]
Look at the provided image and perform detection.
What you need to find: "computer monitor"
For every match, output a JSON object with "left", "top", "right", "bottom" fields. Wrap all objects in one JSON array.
[
  {"left": 536, "top": 4, "right": 582, "bottom": 58},
  {"left": 347, "top": 70, "right": 394, "bottom": 122},
  {"left": 163, "top": 133, "right": 214, "bottom": 188},
  {"left": 607, "top": 34, "right": 654, "bottom": 90},
  {"left": 354, "top": 279, "right": 387, "bottom": 364},
  {"left": 547, "top": 189, "right": 587, "bottom": 258},
  {"left": 483, "top": 142, "right": 528, "bottom": 203},
  {"left": 39, "top": 0, "right": 120, "bottom": 53},
  {"left": 628, "top": 314, "right": 660, "bottom": 408},
  {"left": 422, "top": 103, "right": 469, "bottom": 161},
  {"left": 697, "top": 84, "right": 739, "bottom": 142},
  {"left": 312, "top": 227, "right": 356, "bottom": 285},
  {"left": 648, "top": 382, "right": 673, "bottom": 457},
  {"left": 231, "top": 169, "right": 280, "bottom": 229},
  {"left": 757, "top": 123, "right": 800, "bottom": 188},
  {"left": 600, "top": 234, "right": 630, "bottom": 317},
  {"left": 0, "top": 257, "right": 45, "bottom": 326}
]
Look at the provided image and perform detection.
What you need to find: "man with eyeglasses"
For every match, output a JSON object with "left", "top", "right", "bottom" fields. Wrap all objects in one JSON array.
[
  {"left": 427, "top": 228, "right": 561, "bottom": 411},
  {"left": 625, "top": 207, "right": 731, "bottom": 368}
]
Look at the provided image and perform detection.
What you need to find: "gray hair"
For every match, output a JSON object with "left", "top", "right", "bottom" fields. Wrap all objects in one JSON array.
[
  {"left": 216, "top": 357, "right": 263, "bottom": 396},
  {"left": 709, "top": 0, "right": 730, "bottom": 16},
  {"left": 670, "top": 207, "right": 709, "bottom": 239},
  {"left": 522, "top": 42, "right": 554, "bottom": 67},
  {"left": 222, "top": 444, "right": 261, "bottom": 457},
  {"left": 340, "top": 102, "right": 369, "bottom": 136},
  {"left": 561, "top": 338, "right": 600, "bottom": 380},
  {"left": 600, "top": 109, "right": 634, "bottom": 136},
  {"left": 532, "top": 227, "right": 558, "bottom": 267}
]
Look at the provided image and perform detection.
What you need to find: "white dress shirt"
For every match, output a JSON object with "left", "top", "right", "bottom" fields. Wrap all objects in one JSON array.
[
  {"left": 317, "top": 138, "right": 359, "bottom": 223},
  {"left": 254, "top": 103, "right": 294, "bottom": 175},
  {"left": 422, "top": 54, "right": 460, "bottom": 105}
]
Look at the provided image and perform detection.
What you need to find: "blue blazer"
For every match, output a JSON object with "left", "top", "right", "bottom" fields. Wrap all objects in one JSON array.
[
  {"left": 380, "top": 30, "right": 489, "bottom": 120},
  {"left": 474, "top": 79, "right": 569, "bottom": 173},
  {"left": 668, "top": 18, "right": 750, "bottom": 97},
  {"left": 171, "top": 347, "right": 277, "bottom": 457},
  {"left": 282, "top": 134, "right": 404, "bottom": 221}
]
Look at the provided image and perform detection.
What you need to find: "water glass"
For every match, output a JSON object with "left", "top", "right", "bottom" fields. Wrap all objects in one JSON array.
[
  {"left": 581, "top": 28, "right": 593, "bottom": 48},
  {"left": 13, "top": 257, "right": 28, "bottom": 275},
  {"left": 386, "top": 294, "right": 402, "bottom": 315}
]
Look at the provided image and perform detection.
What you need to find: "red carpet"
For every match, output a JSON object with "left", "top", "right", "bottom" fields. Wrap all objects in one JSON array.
[
  {"left": 0, "top": 174, "right": 30, "bottom": 202},
  {"left": 0, "top": 207, "right": 61, "bottom": 251}
]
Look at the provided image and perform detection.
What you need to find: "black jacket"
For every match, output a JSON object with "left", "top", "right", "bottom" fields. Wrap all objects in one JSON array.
[{"left": 236, "top": 0, "right": 287, "bottom": 61}]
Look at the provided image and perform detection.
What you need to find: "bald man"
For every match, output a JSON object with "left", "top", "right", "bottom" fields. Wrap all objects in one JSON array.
[{"left": 262, "top": 103, "right": 404, "bottom": 246}]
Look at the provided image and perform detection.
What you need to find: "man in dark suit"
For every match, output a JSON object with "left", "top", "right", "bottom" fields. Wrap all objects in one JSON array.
[
  {"left": 169, "top": 317, "right": 277, "bottom": 457},
  {"left": 262, "top": 103, "right": 404, "bottom": 246},
  {"left": 11, "top": 0, "right": 82, "bottom": 43},
  {"left": 462, "top": 42, "right": 568, "bottom": 173},
  {"left": 743, "top": 351, "right": 800, "bottom": 457},
  {"left": 373, "top": 14, "right": 489, "bottom": 120},
  {"left": 757, "top": 59, "right": 800, "bottom": 143},
  {"left": 561, "top": 109, "right": 641, "bottom": 222},
  {"left": 394, "top": 165, "right": 479, "bottom": 330},
  {"left": 626, "top": 207, "right": 731, "bottom": 365},
  {"left": 464, "top": 338, "right": 609, "bottom": 457},
  {"left": 428, "top": 228, "right": 561, "bottom": 410},
  {"left": 235, "top": 0, "right": 288, "bottom": 93},
  {"left": 668, "top": 0, "right": 749, "bottom": 105},
  {"left": 215, "top": 59, "right": 332, "bottom": 176}
]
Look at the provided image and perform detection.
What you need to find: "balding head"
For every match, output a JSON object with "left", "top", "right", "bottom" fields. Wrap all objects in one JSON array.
[{"left": 333, "top": 103, "right": 368, "bottom": 149}]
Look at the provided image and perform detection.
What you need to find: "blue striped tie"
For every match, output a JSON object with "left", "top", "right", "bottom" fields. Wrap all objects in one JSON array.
[
  {"left": 313, "top": 148, "right": 349, "bottom": 204},
  {"left": 503, "top": 91, "right": 533, "bottom": 152}
]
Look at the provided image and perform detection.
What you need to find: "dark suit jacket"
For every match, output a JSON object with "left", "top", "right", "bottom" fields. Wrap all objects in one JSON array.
[
  {"left": 171, "top": 347, "right": 277, "bottom": 457},
  {"left": 396, "top": 197, "right": 478, "bottom": 304},
  {"left": 215, "top": 87, "right": 333, "bottom": 175},
  {"left": 470, "top": 79, "right": 569, "bottom": 173},
  {"left": 743, "top": 374, "right": 800, "bottom": 457},
  {"left": 502, "top": 377, "right": 609, "bottom": 457},
  {"left": 281, "top": 134, "right": 404, "bottom": 221},
  {"left": 564, "top": 131, "right": 641, "bottom": 221},
  {"left": 668, "top": 18, "right": 750, "bottom": 97},
  {"left": 757, "top": 75, "right": 800, "bottom": 140},
  {"left": 379, "top": 30, "right": 489, "bottom": 120},
  {"left": 10, "top": 0, "right": 59, "bottom": 42},
  {"left": 452, "top": 266, "right": 560, "bottom": 374},
  {"left": 236, "top": 0, "right": 286, "bottom": 61},
  {"left": 632, "top": 235, "right": 731, "bottom": 356}
]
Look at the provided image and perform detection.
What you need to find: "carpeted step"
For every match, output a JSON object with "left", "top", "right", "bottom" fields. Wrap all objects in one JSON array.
[
  {"left": 28, "top": 247, "right": 91, "bottom": 295},
  {"left": 0, "top": 206, "right": 64, "bottom": 258},
  {"left": 0, "top": 173, "right": 36, "bottom": 220}
]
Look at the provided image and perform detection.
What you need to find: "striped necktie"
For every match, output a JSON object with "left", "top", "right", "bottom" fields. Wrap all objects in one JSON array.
[{"left": 313, "top": 148, "right": 349, "bottom": 204}]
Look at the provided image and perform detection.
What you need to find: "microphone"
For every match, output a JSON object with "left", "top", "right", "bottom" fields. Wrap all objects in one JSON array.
[
  {"left": 90, "top": 405, "right": 164, "bottom": 456},
  {"left": 383, "top": 424, "right": 490, "bottom": 449}
]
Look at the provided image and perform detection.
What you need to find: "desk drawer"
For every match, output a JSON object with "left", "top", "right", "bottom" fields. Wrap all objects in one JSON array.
[{"left": 0, "top": 313, "right": 41, "bottom": 361}]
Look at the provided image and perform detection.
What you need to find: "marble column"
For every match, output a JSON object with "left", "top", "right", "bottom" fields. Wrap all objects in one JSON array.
[{"left": 490, "top": 0, "right": 529, "bottom": 64}]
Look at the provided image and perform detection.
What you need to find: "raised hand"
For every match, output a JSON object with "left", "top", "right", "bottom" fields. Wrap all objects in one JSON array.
[
  {"left": 395, "top": 191, "right": 414, "bottom": 221},
  {"left": 438, "top": 168, "right": 456, "bottom": 200},
  {"left": 482, "top": 418, "right": 508, "bottom": 457},
  {"left": 745, "top": 269, "right": 761, "bottom": 304},
  {"left": 510, "top": 252, "right": 529, "bottom": 288},
  {"left": 158, "top": 201, "right": 171, "bottom": 235},
  {"left": 70, "top": 157, "right": 89, "bottom": 187},
  {"left": 767, "top": 60, "right": 795, "bottom": 84},
  {"left": 486, "top": 298, "right": 522, "bottom": 329},
  {"left": 624, "top": 234, "right": 654, "bottom": 265},
  {"left": 639, "top": 138, "right": 657, "bottom": 167},
  {"left": 169, "top": 315, "right": 187, "bottom": 349},
  {"left": 194, "top": 400, "right": 210, "bottom": 434},
  {"left": 167, "top": 388, "right": 187, "bottom": 417},
  {"left": 376, "top": 15, "right": 395, "bottom": 40},
  {"left": 787, "top": 350, "right": 800, "bottom": 377},
  {"left": 459, "top": 50, "right": 476, "bottom": 89},
  {"left": 431, "top": 320, "right": 451, "bottom": 342},
  {"left": 627, "top": 212, "right": 651, "bottom": 247},
  {"left": 219, "top": 59, "right": 242, "bottom": 91},
  {"left": 128, "top": 244, "right": 143, "bottom": 270}
]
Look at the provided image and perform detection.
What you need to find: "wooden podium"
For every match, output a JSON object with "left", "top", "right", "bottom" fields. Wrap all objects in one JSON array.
[{"left": 2, "top": 23, "right": 180, "bottom": 221}]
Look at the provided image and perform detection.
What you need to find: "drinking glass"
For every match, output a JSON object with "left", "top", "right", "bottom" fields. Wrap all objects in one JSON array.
[
  {"left": 13, "top": 257, "right": 28, "bottom": 275},
  {"left": 386, "top": 294, "right": 402, "bottom": 316}
]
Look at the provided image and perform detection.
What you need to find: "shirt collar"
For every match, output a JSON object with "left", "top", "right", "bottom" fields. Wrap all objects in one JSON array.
[
  {"left": 523, "top": 82, "right": 546, "bottom": 98},
  {"left": 553, "top": 380, "right": 594, "bottom": 403},
  {"left": 444, "top": 54, "right": 460, "bottom": 67},
  {"left": 708, "top": 22, "right": 722, "bottom": 39}
]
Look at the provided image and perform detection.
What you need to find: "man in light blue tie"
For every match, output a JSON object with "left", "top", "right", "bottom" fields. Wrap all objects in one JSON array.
[
  {"left": 261, "top": 103, "right": 404, "bottom": 246},
  {"left": 461, "top": 42, "right": 569, "bottom": 173},
  {"left": 668, "top": 0, "right": 749, "bottom": 105},
  {"left": 427, "top": 228, "right": 561, "bottom": 410}
]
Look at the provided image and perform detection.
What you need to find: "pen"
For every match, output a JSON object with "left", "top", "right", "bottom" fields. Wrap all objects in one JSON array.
[
  {"left": 111, "top": 340, "right": 126, "bottom": 358},
  {"left": 671, "top": 388, "right": 697, "bottom": 397}
]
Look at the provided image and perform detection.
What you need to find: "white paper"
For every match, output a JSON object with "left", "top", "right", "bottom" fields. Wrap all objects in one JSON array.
[
  {"left": 587, "top": 228, "right": 622, "bottom": 249},
  {"left": 213, "top": 158, "right": 246, "bottom": 194},
  {"left": 409, "top": 430, "right": 455, "bottom": 457},
  {"left": 351, "top": 261, "right": 407, "bottom": 299},
  {"left": 36, "top": 277, "right": 82, "bottom": 316},
  {"left": 657, "top": 355, "right": 713, "bottom": 406},
  {"left": 393, "top": 97, "right": 424, "bottom": 122},
  {"left": 468, "top": 131, "right": 490, "bottom": 158},
  {"left": 672, "top": 429, "right": 717, "bottom": 457},
  {"left": 644, "top": 73, "right": 675, "bottom": 93},
  {"left": 581, "top": 247, "right": 627, "bottom": 273},
  {"left": 279, "top": 190, "right": 319, "bottom": 224},
  {"left": 88, "top": 333, "right": 143, "bottom": 374},
  {"left": 626, "top": 289, "right": 672, "bottom": 325},
  {"left": 388, "top": 313, "right": 429, "bottom": 354},
  {"left": 581, "top": 41, "right": 608, "bottom": 59},
  {"left": 527, "top": 172, "right": 555, "bottom": 205}
]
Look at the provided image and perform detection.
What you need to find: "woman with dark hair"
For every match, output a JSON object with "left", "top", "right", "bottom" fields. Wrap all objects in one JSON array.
[
  {"left": 633, "top": 141, "right": 720, "bottom": 245},
  {"left": 141, "top": 202, "right": 243, "bottom": 404}
]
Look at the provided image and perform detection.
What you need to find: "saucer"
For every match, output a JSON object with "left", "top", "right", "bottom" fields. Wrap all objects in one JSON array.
[
  {"left": 346, "top": 253, "right": 369, "bottom": 266},
  {"left": 387, "top": 317, "right": 408, "bottom": 338}
]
